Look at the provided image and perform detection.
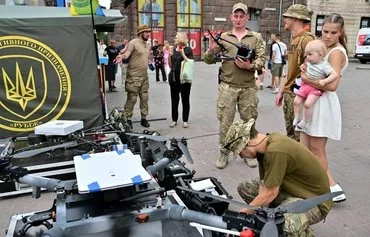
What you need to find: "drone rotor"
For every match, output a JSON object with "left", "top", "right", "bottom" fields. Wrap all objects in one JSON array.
[
  {"left": 284, "top": 191, "right": 344, "bottom": 214},
  {"left": 12, "top": 141, "right": 79, "bottom": 159},
  {"left": 260, "top": 219, "right": 278, "bottom": 237}
]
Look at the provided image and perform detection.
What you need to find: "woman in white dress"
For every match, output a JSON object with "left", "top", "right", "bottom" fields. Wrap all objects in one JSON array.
[{"left": 298, "top": 13, "right": 348, "bottom": 202}]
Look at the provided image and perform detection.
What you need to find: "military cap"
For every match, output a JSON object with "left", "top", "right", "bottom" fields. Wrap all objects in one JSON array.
[
  {"left": 283, "top": 4, "right": 311, "bottom": 22},
  {"left": 137, "top": 25, "right": 151, "bottom": 35},
  {"left": 223, "top": 118, "right": 255, "bottom": 157},
  {"left": 232, "top": 3, "right": 248, "bottom": 14}
]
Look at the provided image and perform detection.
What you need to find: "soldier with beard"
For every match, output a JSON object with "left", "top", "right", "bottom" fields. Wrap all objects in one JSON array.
[{"left": 116, "top": 25, "right": 152, "bottom": 128}]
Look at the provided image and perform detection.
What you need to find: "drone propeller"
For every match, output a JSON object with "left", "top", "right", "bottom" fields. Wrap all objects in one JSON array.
[
  {"left": 284, "top": 191, "right": 344, "bottom": 214},
  {"left": 207, "top": 29, "right": 228, "bottom": 52},
  {"left": 126, "top": 133, "right": 194, "bottom": 164},
  {"left": 179, "top": 186, "right": 344, "bottom": 237},
  {"left": 12, "top": 141, "right": 79, "bottom": 159},
  {"left": 176, "top": 186, "right": 258, "bottom": 210},
  {"left": 260, "top": 219, "right": 278, "bottom": 237}
]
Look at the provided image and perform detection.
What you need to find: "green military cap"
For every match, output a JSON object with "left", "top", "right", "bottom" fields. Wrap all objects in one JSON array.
[
  {"left": 223, "top": 118, "right": 255, "bottom": 157},
  {"left": 283, "top": 4, "right": 311, "bottom": 22},
  {"left": 232, "top": 3, "right": 248, "bottom": 14},
  {"left": 137, "top": 25, "right": 151, "bottom": 35}
]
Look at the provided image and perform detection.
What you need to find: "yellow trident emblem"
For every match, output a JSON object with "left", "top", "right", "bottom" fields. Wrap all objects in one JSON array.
[{"left": 2, "top": 62, "right": 37, "bottom": 111}]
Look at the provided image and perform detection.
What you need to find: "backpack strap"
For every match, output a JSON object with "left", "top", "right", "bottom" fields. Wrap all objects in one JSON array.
[{"left": 296, "top": 31, "right": 315, "bottom": 66}]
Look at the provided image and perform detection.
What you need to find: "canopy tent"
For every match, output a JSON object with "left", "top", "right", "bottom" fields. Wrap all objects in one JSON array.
[
  {"left": 0, "top": 5, "right": 125, "bottom": 29},
  {"left": 0, "top": 6, "right": 126, "bottom": 138}
]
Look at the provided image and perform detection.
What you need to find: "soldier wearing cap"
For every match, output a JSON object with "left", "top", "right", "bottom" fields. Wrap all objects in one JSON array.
[
  {"left": 117, "top": 25, "right": 152, "bottom": 128},
  {"left": 204, "top": 3, "right": 266, "bottom": 169},
  {"left": 223, "top": 119, "right": 333, "bottom": 236},
  {"left": 274, "top": 4, "right": 315, "bottom": 141}
]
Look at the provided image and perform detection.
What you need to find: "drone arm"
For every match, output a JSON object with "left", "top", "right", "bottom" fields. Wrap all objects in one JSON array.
[
  {"left": 168, "top": 205, "right": 227, "bottom": 229},
  {"left": 146, "top": 157, "right": 172, "bottom": 176},
  {"left": 19, "top": 175, "right": 62, "bottom": 192}
]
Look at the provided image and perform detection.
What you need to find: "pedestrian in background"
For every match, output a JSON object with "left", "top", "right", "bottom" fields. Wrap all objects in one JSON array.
[
  {"left": 270, "top": 33, "right": 287, "bottom": 94},
  {"left": 163, "top": 40, "right": 171, "bottom": 77},
  {"left": 168, "top": 32, "right": 194, "bottom": 129},
  {"left": 103, "top": 40, "right": 119, "bottom": 92},
  {"left": 153, "top": 44, "right": 167, "bottom": 83},
  {"left": 203, "top": 2, "right": 266, "bottom": 169}
]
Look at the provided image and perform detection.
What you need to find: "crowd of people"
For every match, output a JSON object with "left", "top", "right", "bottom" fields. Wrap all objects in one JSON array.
[{"left": 100, "top": 3, "right": 349, "bottom": 236}]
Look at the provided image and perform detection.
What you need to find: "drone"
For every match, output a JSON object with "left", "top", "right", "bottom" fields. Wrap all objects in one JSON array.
[
  {"left": 207, "top": 29, "right": 255, "bottom": 63},
  {"left": 0, "top": 108, "right": 343, "bottom": 237}
]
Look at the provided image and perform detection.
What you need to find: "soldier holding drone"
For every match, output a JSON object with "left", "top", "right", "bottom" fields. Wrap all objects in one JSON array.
[{"left": 203, "top": 2, "right": 266, "bottom": 170}]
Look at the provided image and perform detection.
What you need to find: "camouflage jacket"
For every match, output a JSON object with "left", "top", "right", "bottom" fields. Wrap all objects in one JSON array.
[{"left": 204, "top": 30, "right": 266, "bottom": 88}]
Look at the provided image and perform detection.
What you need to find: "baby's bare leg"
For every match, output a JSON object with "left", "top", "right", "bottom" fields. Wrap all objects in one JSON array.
[
  {"left": 293, "top": 95, "right": 305, "bottom": 120},
  {"left": 303, "top": 94, "right": 320, "bottom": 122}
]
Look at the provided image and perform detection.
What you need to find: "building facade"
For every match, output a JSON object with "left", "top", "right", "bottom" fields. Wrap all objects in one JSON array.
[
  {"left": 111, "top": 0, "right": 370, "bottom": 57},
  {"left": 308, "top": 0, "right": 370, "bottom": 56}
]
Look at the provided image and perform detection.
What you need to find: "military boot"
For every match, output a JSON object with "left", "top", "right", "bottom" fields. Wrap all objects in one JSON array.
[{"left": 216, "top": 152, "right": 229, "bottom": 169}]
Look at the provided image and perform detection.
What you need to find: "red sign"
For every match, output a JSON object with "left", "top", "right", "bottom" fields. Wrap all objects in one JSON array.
[
  {"left": 188, "top": 30, "right": 201, "bottom": 56},
  {"left": 150, "top": 28, "right": 164, "bottom": 45}
]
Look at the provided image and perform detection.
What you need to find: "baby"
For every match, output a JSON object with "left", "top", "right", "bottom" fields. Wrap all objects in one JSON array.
[{"left": 293, "top": 39, "right": 338, "bottom": 129}]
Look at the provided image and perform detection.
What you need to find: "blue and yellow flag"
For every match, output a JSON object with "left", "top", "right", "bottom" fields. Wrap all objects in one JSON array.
[{"left": 69, "top": 0, "right": 104, "bottom": 16}]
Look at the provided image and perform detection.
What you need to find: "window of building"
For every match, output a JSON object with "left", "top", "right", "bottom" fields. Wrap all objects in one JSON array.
[
  {"left": 176, "top": 0, "right": 202, "bottom": 56},
  {"left": 315, "top": 15, "right": 325, "bottom": 37},
  {"left": 177, "top": 0, "right": 202, "bottom": 28},
  {"left": 137, "top": 0, "right": 165, "bottom": 44},
  {"left": 360, "top": 17, "right": 370, "bottom": 28}
]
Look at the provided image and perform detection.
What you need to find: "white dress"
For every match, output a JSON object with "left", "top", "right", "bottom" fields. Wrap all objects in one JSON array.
[{"left": 297, "top": 46, "right": 348, "bottom": 140}]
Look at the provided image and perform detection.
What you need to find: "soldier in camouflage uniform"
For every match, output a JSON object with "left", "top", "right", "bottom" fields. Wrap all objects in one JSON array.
[
  {"left": 203, "top": 3, "right": 266, "bottom": 169},
  {"left": 223, "top": 119, "right": 332, "bottom": 236},
  {"left": 274, "top": 4, "right": 315, "bottom": 141},
  {"left": 118, "top": 25, "right": 152, "bottom": 128}
]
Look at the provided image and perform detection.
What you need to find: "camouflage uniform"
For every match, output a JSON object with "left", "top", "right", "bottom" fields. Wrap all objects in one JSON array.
[
  {"left": 124, "top": 75, "right": 149, "bottom": 119},
  {"left": 122, "top": 26, "right": 151, "bottom": 120},
  {"left": 204, "top": 26, "right": 266, "bottom": 168},
  {"left": 238, "top": 180, "right": 323, "bottom": 237},
  {"left": 223, "top": 120, "right": 330, "bottom": 237},
  {"left": 281, "top": 5, "right": 315, "bottom": 141}
]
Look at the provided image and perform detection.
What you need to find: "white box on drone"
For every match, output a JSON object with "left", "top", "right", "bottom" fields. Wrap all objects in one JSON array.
[{"left": 34, "top": 120, "right": 84, "bottom": 136}]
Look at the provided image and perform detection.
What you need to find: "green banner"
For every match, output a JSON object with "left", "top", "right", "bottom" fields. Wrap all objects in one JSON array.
[{"left": 0, "top": 17, "right": 104, "bottom": 138}]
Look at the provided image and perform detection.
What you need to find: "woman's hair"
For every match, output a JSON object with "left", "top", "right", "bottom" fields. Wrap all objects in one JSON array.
[
  {"left": 175, "top": 32, "right": 188, "bottom": 46},
  {"left": 323, "top": 13, "right": 348, "bottom": 54},
  {"left": 164, "top": 40, "right": 170, "bottom": 50}
]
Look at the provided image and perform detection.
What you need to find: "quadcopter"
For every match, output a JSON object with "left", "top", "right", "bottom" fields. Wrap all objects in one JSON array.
[
  {"left": 0, "top": 108, "right": 343, "bottom": 237},
  {"left": 207, "top": 29, "right": 255, "bottom": 63}
]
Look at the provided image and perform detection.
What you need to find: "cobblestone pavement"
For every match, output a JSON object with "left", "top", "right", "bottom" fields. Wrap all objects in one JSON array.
[{"left": 1, "top": 61, "right": 370, "bottom": 237}]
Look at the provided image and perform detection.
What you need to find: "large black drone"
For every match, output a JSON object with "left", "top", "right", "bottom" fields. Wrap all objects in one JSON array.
[{"left": 0, "top": 108, "right": 343, "bottom": 237}]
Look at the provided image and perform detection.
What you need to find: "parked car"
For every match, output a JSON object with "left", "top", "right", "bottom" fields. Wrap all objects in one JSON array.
[{"left": 354, "top": 28, "right": 370, "bottom": 64}]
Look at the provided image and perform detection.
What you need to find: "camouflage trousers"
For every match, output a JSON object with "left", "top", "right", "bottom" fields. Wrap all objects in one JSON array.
[
  {"left": 120, "top": 63, "right": 128, "bottom": 86},
  {"left": 237, "top": 180, "right": 324, "bottom": 237},
  {"left": 283, "top": 92, "right": 300, "bottom": 141},
  {"left": 124, "top": 74, "right": 149, "bottom": 119},
  {"left": 217, "top": 82, "right": 259, "bottom": 157}
]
